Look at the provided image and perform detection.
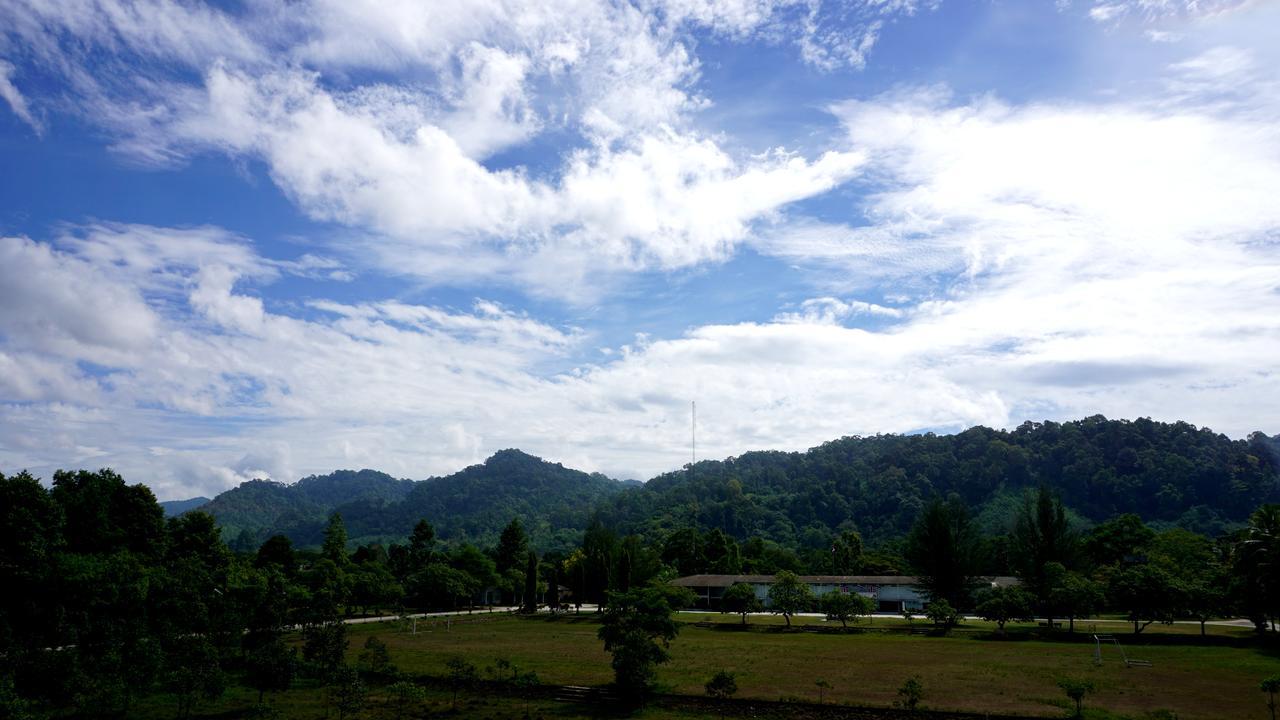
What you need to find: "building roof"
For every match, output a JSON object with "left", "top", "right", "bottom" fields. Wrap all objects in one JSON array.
[{"left": 670, "top": 574, "right": 1020, "bottom": 588}]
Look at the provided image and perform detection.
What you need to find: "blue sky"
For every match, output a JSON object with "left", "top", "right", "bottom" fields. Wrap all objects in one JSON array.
[{"left": 2, "top": 0, "right": 1279, "bottom": 500}]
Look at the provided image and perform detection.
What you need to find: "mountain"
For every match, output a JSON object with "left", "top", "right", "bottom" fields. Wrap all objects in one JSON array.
[
  {"left": 205, "top": 452, "right": 624, "bottom": 552},
  {"left": 594, "top": 416, "right": 1280, "bottom": 545},
  {"left": 201, "top": 469, "right": 413, "bottom": 548},
  {"left": 317, "top": 449, "right": 623, "bottom": 550},
  {"left": 159, "top": 496, "right": 210, "bottom": 517},
  {"left": 201, "top": 417, "right": 1280, "bottom": 555}
]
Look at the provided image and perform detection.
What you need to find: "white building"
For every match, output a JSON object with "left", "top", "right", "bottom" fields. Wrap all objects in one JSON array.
[{"left": 670, "top": 574, "right": 1020, "bottom": 612}]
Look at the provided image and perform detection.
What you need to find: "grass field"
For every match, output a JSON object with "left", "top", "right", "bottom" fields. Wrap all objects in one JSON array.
[
  {"left": 341, "top": 613, "right": 1280, "bottom": 720},
  {"left": 116, "top": 611, "right": 1280, "bottom": 719}
]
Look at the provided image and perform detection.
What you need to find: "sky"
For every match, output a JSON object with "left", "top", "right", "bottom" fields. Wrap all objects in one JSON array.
[{"left": 2, "top": 0, "right": 1280, "bottom": 501}]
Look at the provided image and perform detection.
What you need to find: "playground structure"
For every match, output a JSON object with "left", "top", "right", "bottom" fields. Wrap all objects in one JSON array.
[{"left": 1093, "top": 634, "right": 1152, "bottom": 667}]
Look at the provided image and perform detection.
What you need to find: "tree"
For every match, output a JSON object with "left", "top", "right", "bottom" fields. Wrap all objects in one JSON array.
[
  {"left": 330, "top": 665, "right": 365, "bottom": 720},
  {"left": 407, "top": 520, "right": 436, "bottom": 570},
  {"left": 1262, "top": 675, "right": 1280, "bottom": 720},
  {"left": 358, "top": 635, "right": 394, "bottom": 676},
  {"left": 244, "top": 635, "right": 295, "bottom": 704},
  {"left": 1012, "top": 486, "right": 1078, "bottom": 627},
  {"left": 820, "top": 591, "right": 874, "bottom": 629},
  {"left": 496, "top": 518, "right": 529, "bottom": 575},
  {"left": 704, "top": 529, "right": 743, "bottom": 574},
  {"left": 546, "top": 562, "right": 561, "bottom": 612},
  {"left": 662, "top": 528, "right": 705, "bottom": 577},
  {"left": 322, "top": 513, "right": 350, "bottom": 567},
  {"left": 302, "top": 622, "right": 348, "bottom": 682},
  {"left": 165, "top": 637, "right": 226, "bottom": 720},
  {"left": 387, "top": 681, "right": 426, "bottom": 720},
  {"left": 1057, "top": 677, "right": 1094, "bottom": 718},
  {"left": 904, "top": 498, "right": 983, "bottom": 609},
  {"left": 445, "top": 656, "right": 477, "bottom": 709},
  {"left": 974, "top": 585, "right": 1034, "bottom": 635},
  {"left": 767, "top": 571, "right": 814, "bottom": 628},
  {"left": 896, "top": 676, "right": 924, "bottom": 712},
  {"left": 720, "top": 582, "right": 762, "bottom": 625},
  {"left": 582, "top": 518, "right": 619, "bottom": 607},
  {"left": 705, "top": 669, "right": 737, "bottom": 718},
  {"left": 1083, "top": 514, "right": 1153, "bottom": 569},
  {"left": 1108, "top": 564, "right": 1186, "bottom": 634},
  {"left": 1239, "top": 505, "right": 1280, "bottom": 632},
  {"left": 1050, "top": 572, "right": 1104, "bottom": 634},
  {"left": 449, "top": 544, "right": 498, "bottom": 609},
  {"left": 523, "top": 550, "right": 539, "bottom": 613},
  {"left": 1184, "top": 580, "right": 1227, "bottom": 637},
  {"left": 349, "top": 562, "right": 402, "bottom": 616},
  {"left": 254, "top": 535, "right": 297, "bottom": 576},
  {"left": 597, "top": 586, "right": 682, "bottom": 698},
  {"left": 830, "top": 530, "right": 864, "bottom": 574},
  {"left": 925, "top": 599, "right": 959, "bottom": 631},
  {"left": 410, "top": 563, "right": 472, "bottom": 609}
]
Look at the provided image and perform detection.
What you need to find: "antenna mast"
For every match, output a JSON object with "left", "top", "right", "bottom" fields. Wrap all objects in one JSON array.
[{"left": 691, "top": 401, "right": 696, "bottom": 466}]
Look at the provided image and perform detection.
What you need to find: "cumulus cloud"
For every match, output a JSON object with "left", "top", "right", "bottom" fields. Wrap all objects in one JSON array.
[{"left": 0, "top": 0, "right": 891, "bottom": 298}]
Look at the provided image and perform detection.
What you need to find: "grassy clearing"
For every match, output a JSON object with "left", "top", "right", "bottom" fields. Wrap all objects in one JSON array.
[{"left": 348, "top": 614, "right": 1280, "bottom": 720}]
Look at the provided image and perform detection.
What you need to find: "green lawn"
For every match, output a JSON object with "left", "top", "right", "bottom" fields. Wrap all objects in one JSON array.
[{"left": 346, "top": 614, "right": 1280, "bottom": 720}]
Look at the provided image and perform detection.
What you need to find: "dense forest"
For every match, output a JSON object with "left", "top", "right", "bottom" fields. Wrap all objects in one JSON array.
[{"left": 192, "top": 417, "right": 1280, "bottom": 556}]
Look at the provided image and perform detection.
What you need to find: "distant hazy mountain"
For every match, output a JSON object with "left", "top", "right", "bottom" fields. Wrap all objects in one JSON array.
[{"left": 159, "top": 496, "right": 210, "bottom": 517}]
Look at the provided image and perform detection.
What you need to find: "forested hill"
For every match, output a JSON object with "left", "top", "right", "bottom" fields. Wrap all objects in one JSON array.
[
  {"left": 194, "top": 417, "right": 1279, "bottom": 553},
  {"left": 158, "top": 496, "right": 209, "bottom": 517},
  {"left": 204, "top": 451, "right": 624, "bottom": 552},
  {"left": 199, "top": 469, "right": 414, "bottom": 548},
  {"left": 327, "top": 449, "right": 624, "bottom": 550},
  {"left": 596, "top": 416, "right": 1280, "bottom": 545}
]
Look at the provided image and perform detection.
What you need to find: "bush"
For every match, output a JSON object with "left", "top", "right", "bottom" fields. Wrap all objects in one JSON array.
[
  {"left": 1056, "top": 677, "right": 1095, "bottom": 718},
  {"left": 896, "top": 676, "right": 923, "bottom": 712},
  {"left": 705, "top": 670, "right": 737, "bottom": 700}
]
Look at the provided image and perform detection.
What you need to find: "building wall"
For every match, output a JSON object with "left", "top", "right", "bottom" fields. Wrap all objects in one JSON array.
[{"left": 687, "top": 580, "right": 926, "bottom": 611}]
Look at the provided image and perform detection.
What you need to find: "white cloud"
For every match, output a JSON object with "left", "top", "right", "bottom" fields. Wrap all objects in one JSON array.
[
  {"left": 0, "top": 60, "right": 40, "bottom": 133},
  {"left": 774, "top": 297, "right": 904, "bottom": 324},
  {"left": 0, "top": 0, "right": 900, "bottom": 300},
  {"left": 152, "top": 66, "right": 862, "bottom": 298},
  {"left": 1087, "top": 0, "right": 1254, "bottom": 24}
]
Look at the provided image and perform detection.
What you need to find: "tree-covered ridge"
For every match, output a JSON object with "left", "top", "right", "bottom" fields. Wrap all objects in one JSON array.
[
  {"left": 333, "top": 449, "right": 625, "bottom": 551},
  {"left": 199, "top": 469, "right": 413, "bottom": 548},
  {"left": 199, "top": 451, "right": 625, "bottom": 553},
  {"left": 598, "top": 416, "right": 1279, "bottom": 545},
  {"left": 187, "top": 416, "right": 1277, "bottom": 554}
]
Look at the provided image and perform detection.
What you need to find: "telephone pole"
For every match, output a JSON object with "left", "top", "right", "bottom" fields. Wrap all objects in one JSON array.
[{"left": 691, "top": 400, "right": 696, "bottom": 466}]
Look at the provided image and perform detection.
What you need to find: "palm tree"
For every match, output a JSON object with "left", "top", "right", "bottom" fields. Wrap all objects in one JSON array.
[{"left": 1240, "top": 505, "right": 1280, "bottom": 632}]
